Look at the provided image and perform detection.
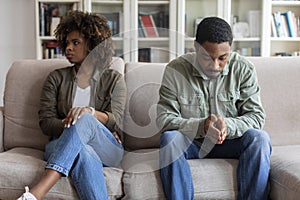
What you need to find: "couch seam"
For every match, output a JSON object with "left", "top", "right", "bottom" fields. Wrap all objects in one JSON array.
[{"left": 270, "top": 177, "right": 299, "bottom": 193}]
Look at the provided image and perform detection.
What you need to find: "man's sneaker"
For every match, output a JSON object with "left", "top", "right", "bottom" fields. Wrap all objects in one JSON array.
[{"left": 17, "top": 186, "right": 37, "bottom": 200}]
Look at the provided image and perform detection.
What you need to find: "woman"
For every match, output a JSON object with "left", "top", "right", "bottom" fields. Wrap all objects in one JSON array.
[{"left": 18, "top": 10, "right": 126, "bottom": 200}]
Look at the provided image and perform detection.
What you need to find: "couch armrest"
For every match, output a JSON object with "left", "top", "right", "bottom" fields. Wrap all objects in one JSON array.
[{"left": 0, "top": 106, "right": 3, "bottom": 152}]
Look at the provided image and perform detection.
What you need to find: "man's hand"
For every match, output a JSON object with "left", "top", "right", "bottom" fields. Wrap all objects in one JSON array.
[
  {"left": 204, "top": 114, "right": 227, "bottom": 144},
  {"left": 62, "top": 107, "right": 93, "bottom": 128}
]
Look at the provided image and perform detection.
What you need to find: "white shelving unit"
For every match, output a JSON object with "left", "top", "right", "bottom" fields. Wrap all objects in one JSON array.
[
  {"left": 35, "top": 0, "right": 82, "bottom": 59},
  {"left": 35, "top": 0, "right": 300, "bottom": 59},
  {"left": 263, "top": 0, "right": 300, "bottom": 56},
  {"left": 177, "top": 0, "right": 227, "bottom": 56},
  {"left": 84, "top": 0, "right": 131, "bottom": 62},
  {"left": 230, "top": 0, "right": 262, "bottom": 56},
  {"left": 177, "top": 0, "right": 263, "bottom": 57},
  {"left": 129, "top": 0, "right": 177, "bottom": 62},
  {"left": 84, "top": 0, "right": 177, "bottom": 63}
]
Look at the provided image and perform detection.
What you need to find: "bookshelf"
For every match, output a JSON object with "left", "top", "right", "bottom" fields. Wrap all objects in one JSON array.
[
  {"left": 84, "top": 0, "right": 177, "bottom": 63},
  {"left": 177, "top": 0, "right": 300, "bottom": 57},
  {"left": 263, "top": 0, "right": 300, "bottom": 56},
  {"left": 133, "top": 0, "right": 177, "bottom": 62},
  {"left": 35, "top": 0, "right": 82, "bottom": 59},
  {"left": 231, "top": 0, "right": 262, "bottom": 56},
  {"left": 177, "top": 0, "right": 224, "bottom": 56},
  {"left": 36, "top": 0, "right": 176, "bottom": 62},
  {"left": 84, "top": 0, "right": 131, "bottom": 61},
  {"left": 177, "top": 0, "right": 263, "bottom": 56},
  {"left": 35, "top": 0, "right": 300, "bottom": 60}
]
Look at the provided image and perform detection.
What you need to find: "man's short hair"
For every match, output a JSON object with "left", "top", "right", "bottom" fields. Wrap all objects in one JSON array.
[{"left": 195, "top": 17, "right": 233, "bottom": 45}]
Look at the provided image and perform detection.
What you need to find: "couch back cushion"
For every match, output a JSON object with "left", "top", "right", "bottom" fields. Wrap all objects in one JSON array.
[
  {"left": 123, "top": 62, "right": 166, "bottom": 150},
  {"left": 248, "top": 56, "right": 300, "bottom": 146},
  {"left": 123, "top": 57, "right": 300, "bottom": 150},
  {"left": 4, "top": 57, "right": 124, "bottom": 151}
]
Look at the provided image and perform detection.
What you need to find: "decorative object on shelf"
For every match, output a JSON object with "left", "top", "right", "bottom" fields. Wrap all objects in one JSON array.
[
  {"left": 232, "top": 22, "right": 249, "bottom": 38},
  {"left": 248, "top": 10, "right": 261, "bottom": 37},
  {"left": 50, "top": 17, "right": 61, "bottom": 36}
]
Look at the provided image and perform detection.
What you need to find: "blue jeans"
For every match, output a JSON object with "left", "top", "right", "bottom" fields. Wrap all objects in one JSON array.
[
  {"left": 159, "top": 129, "right": 272, "bottom": 200},
  {"left": 44, "top": 113, "right": 124, "bottom": 200}
]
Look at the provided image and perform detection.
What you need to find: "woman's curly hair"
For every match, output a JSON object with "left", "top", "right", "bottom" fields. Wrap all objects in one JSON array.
[{"left": 54, "top": 10, "right": 114, "bottom": 68}]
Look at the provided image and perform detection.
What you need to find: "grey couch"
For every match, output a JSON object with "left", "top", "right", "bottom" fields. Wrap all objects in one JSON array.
[{"left": 0, "top": 56, "right": 299, "bottom": 200}]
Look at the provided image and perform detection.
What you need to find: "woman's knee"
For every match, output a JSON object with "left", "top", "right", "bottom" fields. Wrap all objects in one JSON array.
[{"left": 75, "top": 112, "right": 96, "bottom": 126}]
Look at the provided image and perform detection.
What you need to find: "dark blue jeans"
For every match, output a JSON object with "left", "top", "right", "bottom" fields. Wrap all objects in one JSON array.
[{"left": 159, "top": 129, "right": 272, "bottom": 200}]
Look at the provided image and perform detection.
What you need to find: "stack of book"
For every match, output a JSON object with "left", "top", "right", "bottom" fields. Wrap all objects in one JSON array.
[
  {"left": 39, "top": 3, "right": 71, "bottom": 36},
  {"left": 138, "top": 11, "right": 169, "bottom": 37},
  {"left": 271, "top": 11, "right": 300, "bottom": 37},
  {"left": 43, "top": 41, "right": 63, "bottom": 59}
]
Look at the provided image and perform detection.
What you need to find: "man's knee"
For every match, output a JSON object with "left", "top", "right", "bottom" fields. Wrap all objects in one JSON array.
[
  {"left": 244, "top": 129, "right": 272, "bottom": 153},
  {"left": 245, "top": 129, "right": 270, "bottom": 141}
]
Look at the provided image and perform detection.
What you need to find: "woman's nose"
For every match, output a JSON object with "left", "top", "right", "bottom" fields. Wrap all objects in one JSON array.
[{"left": 66, "top": 43, "right": 73, "bottom": 51}]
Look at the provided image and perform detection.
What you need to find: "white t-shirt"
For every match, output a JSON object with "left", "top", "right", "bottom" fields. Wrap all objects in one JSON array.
[{"left": 73, "top": 86, "right": 91, "bottom": 107}]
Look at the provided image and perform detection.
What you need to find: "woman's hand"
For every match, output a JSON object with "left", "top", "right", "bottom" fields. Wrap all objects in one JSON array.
[
  {"left": 112, "top": 131, "right": 122, "bottom": 144},
  {"left": 62, "top": 107, "right": 93, "bottom": 128}
]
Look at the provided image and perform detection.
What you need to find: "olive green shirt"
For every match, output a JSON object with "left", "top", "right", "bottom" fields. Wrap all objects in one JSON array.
[{"left": 156, "top": 52, "right": 265, "bottom": 141}]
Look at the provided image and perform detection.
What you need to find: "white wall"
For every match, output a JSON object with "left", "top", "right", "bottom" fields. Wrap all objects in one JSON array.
[{"left": 0, "top": 0, "right": 36, "bottom": 106}]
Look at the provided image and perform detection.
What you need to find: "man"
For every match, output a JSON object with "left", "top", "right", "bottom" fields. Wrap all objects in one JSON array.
[{"left": 156, "top": 17, "right": 272, "bottom": 200}]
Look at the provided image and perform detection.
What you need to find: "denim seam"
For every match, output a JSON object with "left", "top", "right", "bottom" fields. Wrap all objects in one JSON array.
[{"left": 45, "top": 163, "right": 69, "bottom": 176}]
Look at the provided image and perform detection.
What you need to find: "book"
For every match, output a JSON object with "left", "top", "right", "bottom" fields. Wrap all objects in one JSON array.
[
  {"left": 39, "top": 3, "right": 46, "bottom": 36},
  {"left": 285, "top": 11, "right": 297, "bottom": 37},
  {"left": 271, "top": 14, "right": 278, "bottom": 37},
  {"left": 273, "top": 12, "right": 285, "bottom": 37},
  {"left": 43, "top": 41, "right": 62, "bottom": 59},
  {"left": 151, "top": 11, "right": 169, "bottom": 37},
  {"left": 139, "top": 15, "right": 159, "bottom": 37},
  {"left": 138, "top": 48, "right": 151, "bottom": 62},
  {"left": 281, "top": 14, "right": 290, "bottom": 37},
  {"left": 138, "top": 16, "right": 145, "bottom": 37},
  {"left": 50, "top": 17, "right": 60, "bottom": 36}
]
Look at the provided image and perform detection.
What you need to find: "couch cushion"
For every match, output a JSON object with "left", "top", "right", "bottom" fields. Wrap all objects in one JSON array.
[
  {"left": 121, "top": 149, "right": 164, "bottom": 200},
  {"left": 190, "top": 159, "right": 238, "bottom": 199},
  {"left": 123, "top": 63, "right": 166, "bottom": 150},
  {"left": 0, "top": 147, "right": 124, "bottom": 200},
  {"left": 269, "top": 145, "right": 300, "bottom": 200},
  {"left": 4, "top": 59, "right": 70, "bottom": 151},
  {"left": 0, "top": 108, "right": 3, "bottom": 152},
  {"left": 121, "top": 148, "right": 238, "bottom": 200},
  {"left": 248, "top": 57, "right": 300, "bottom": 146},
  {"left": 3, "top": 57, "right": 124, "bottom": 151}
]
